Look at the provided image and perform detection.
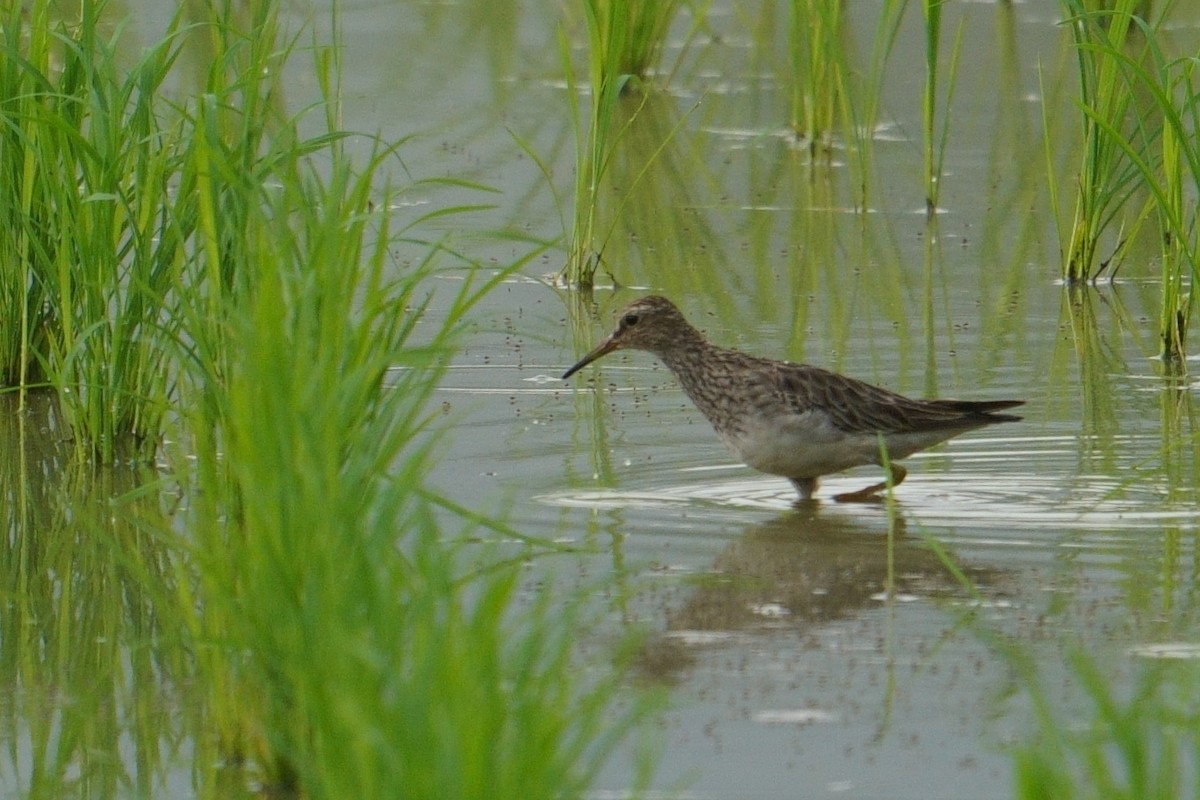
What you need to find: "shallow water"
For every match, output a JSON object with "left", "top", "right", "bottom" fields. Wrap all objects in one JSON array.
[
  {"left": 397, "top": 1, "right": 1200, "bottom": 797},
  {"left": 441, "top": 281, "right": 1197, "bottom": 799},
  {"left": 12, "top": 0, "right": 1200, "bottom": 797}
]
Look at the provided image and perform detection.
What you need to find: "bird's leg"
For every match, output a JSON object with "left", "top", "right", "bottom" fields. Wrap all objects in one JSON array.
[
  {"left": 832, "top": 463, "right": 908, "bottom": 503},
  {"left": 789, "top": 477, "right": 818, "bottom": 501}
]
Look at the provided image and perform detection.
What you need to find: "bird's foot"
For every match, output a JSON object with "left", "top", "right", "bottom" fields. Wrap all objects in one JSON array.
[
  {"left": 832, "top": 482, "right": 889, "bottom": 503},
  {"left": 832, "top": 464, "right": 907, "bottom": 503}
]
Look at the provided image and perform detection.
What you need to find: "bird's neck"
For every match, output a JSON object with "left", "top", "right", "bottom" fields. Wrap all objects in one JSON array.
[
  {"left": 652, "top": 328, "right": 714, "bottom": 375},
  {"left": 652, "top": 335, "right": 753, "bottom": 436},
  {"left": 654, "top": 335, "right": 735, "bottom": 401}
]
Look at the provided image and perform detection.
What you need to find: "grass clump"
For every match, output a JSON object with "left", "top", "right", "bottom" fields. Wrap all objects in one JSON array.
[
  {"left": 177, "top": 135, "right": 647, "bottom": 797},
  {"left": 1055, "top": 0, "right": 1154, "bottom": 282},
  {"left": 1054, "top": 2, "right": 1198, "bottom": 356},
  {"left": 171, "top": 7, "right": 659, "bottom": 797},
  {"left": 787, "top": 0, "right": 850, "bottom": 151},
  {"left": 578, "top": 0, "right": 684, "bottom": 85},
  {"left": 559, "top": 0, "right": 689, "bottom": 289},
  {"left": 1091, "top": 16, "right": 1198, "bottom": 361},
  {"left": 0, "top": 1, "right": 659, "bottom": 797},
  {"left": 0, "top": 1, "right": 190, "bottom": 459}
]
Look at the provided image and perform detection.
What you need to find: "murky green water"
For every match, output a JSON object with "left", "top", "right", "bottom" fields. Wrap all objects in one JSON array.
[{"left": 7, "top": 0, "right": 1200, "bottom": 797}]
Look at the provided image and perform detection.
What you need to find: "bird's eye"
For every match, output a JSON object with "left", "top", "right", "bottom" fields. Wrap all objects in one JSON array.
[{"left": 623, "top": 313, "right": 639, "bottom": 327}]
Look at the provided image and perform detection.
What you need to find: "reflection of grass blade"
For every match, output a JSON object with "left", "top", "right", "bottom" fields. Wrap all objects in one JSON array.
[
  {"left": 1063, "top": 286, "right": 1123, "bottom": 447},
  {"left": 0, "top": 451, "right": 186, "bottom": 796}
]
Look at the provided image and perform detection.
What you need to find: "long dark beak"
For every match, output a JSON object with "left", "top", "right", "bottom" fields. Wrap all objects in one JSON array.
[{"left": 562, "top": 335, "right": 621, "bottom": 379}]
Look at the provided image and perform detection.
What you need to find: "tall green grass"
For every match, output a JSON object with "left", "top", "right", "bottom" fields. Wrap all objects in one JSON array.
[
  {"left": 845, "top": 0, "right": 907, "bottom": 209},
  {"left": 172, "top": 5, "right": 659, "bottom": 796},
  {"left": 0, "top": 1, "right": 191, "bottom": 459},
  {"left": 176, "top": 131, "right": 649, "bottom": 796},
  {"left": 560, "top": 0, "right": 689, "bottom": 289},
  {"left": 578, "top": 0, "right": 684, "bottom": 85},
  {"left": 0, "top": 1, "right": 659, "bottom": 796},
  {"left": 1057, "top": 3, "right": 1198, "bottom": 357},
  {"left": 560, "top": 22, "right": 625, "bottom": 290},
  {"left": 1056, "top": 0, "right": 1152, "bottom": 282},
  {"left": 787, "top": 0, "right": 851, "bottom": 153},
  {"left": 921, "top": 0, "right": 965, "bottom": 214},
  {"left": 1090, "top": 16, "right": 1198, "bottom": 361},
  {"left": 789, "top": 0, "right": 917, "bottom": 208}
]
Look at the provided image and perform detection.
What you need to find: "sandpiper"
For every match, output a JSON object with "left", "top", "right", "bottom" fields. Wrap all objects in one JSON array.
[{"left": 562, "top": 295, "right": 1023, "bottom": 502}]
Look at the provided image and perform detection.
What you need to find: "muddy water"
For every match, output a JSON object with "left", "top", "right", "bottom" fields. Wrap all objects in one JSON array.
[{"left": 27, "top": 0, "right": 1200, "bottom": 797}]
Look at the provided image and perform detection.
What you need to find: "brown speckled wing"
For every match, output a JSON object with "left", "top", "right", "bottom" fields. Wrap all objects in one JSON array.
[{"left": 772, "top": 363, "right": 1022, "bottom": 435}]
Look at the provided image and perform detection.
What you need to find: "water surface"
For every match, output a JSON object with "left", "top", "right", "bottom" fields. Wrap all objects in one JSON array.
[{"left": 10, "top": 0, "right": 1200, "bottom": 797}]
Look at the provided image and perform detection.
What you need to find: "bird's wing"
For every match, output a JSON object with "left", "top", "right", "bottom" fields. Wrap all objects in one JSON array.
[{"left": 770, "top": 362, "right": 1014, "bottom": 435}]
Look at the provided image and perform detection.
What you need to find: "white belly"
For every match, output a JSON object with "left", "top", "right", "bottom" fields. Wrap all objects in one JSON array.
[{"left": 718, "top": 411, "right": 958, "bottom": 479}]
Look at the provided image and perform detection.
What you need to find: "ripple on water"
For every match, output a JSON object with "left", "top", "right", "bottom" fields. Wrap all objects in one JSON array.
[
  {"left": 1128, "top": 643, "right": 1200, "bottom": 660},
  {"left": 540, "top": 431, "right": 1200, "bottom": 536}
]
